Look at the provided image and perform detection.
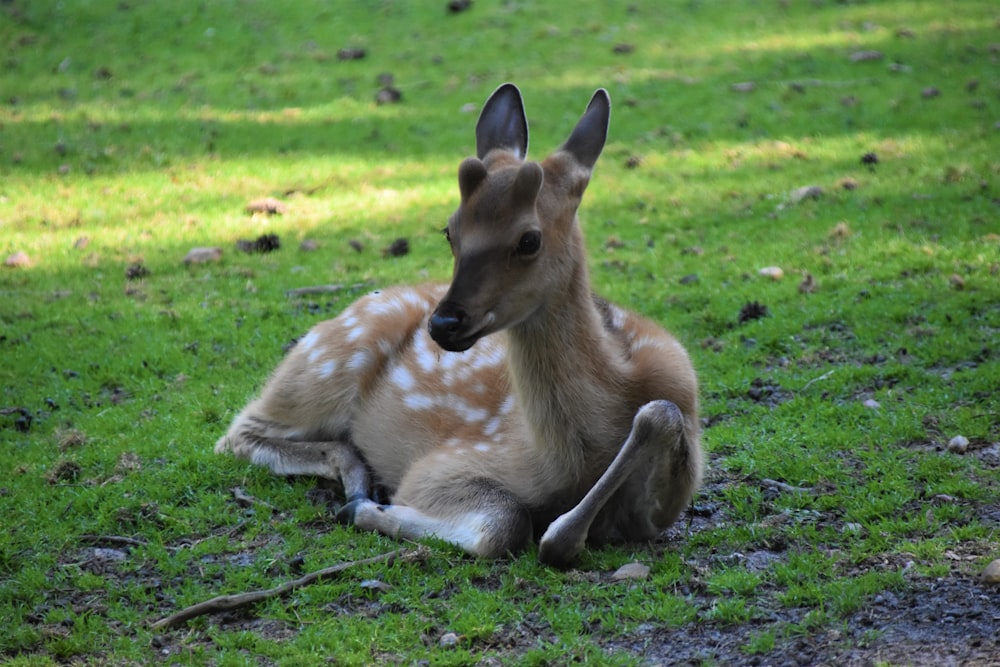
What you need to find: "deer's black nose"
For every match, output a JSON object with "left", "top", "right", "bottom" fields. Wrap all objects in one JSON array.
[
  {"left": 429, "top": 312, "right": 462, "bottom": 338},
  {"left": 429, "top": 302, "right": 476, "bottom": 351}
]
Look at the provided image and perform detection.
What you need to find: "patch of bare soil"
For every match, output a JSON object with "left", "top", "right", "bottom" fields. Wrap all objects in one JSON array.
[{"left": 601, "top": 574, "right": 999, "bottom": 667}]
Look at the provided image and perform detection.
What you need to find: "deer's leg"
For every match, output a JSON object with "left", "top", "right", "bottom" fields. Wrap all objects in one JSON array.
[
  {"left": 537, "top": 400, "right": 698, "bottom": 567},
  {"left": 338, "top": 475, "right": 533, "bottom": 559},
  {"left": 216, "top": 416, "right": 371, "bottom": 502}
]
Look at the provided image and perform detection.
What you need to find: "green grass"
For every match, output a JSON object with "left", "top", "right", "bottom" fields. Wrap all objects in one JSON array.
[{"left": 2, "top": 0, "right": 999, "bottom": 664}]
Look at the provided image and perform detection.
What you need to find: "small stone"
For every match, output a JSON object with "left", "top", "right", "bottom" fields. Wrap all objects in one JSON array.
[
  {"left": 4, "top": 251, "right": 32, "bottom": 268},
  {"left": 850, "top": 50, "right": 883, "bottom": 63},
  {"left": 610, "top": 561, "right": 650, "bottom": 582},
  {"left": 947, "top": 435, "right": 969, "bottom": 454},
  {"left": 90, "top": 547, "right": 127, "bottom": 562},
  {"left": 438, "top": 632, "right": 460, "bottom": 648},
  {"left": 759, "top": 266, "right": 784, "bottom": 281},
  {"left": 982, "top": 559, "right": 1000, "bottom": 584},
  {"left": 446, "top": 0, "right": 471, "bottom": 13},
  {"left": 731, "top": 82, "right": 756, "bottom": 93},
  {"left": 359, "top": 579, "right": 392, "bottom": 593},
  {"left": 790, "top": 185, "right": 823, "bottom": 203},
  {"left": 299, "top": 239, "right": 319, "bottom": 252},
  {"left": 245, "top": 197, "right": 287, "bottom": 216},
  {"left": 183, "top": 247, "right": 222, "bottom": 265},
  {"left": 921, "top": 87, "right": 941, "bottom": 99},
  {"left": 337, "top": 47, "right": 366, "bottom": 61},
  {"left": 376, "top": 87, "right": 402, "bottom": 105},
  {"left": 862, "top": 399, "right": 881, "bottom": 409},
  {"left": 948, "top": 274, "right": 965, "bottom": 290}
]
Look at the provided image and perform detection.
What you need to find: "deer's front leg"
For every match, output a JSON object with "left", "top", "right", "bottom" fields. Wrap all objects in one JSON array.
[{"left": 537, "top": 400, "right": 690, "bottom": 568}]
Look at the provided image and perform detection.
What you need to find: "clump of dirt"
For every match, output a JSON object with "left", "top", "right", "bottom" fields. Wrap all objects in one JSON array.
[{"left": 236, "top": 234, "right": 281, "bottom": 254}]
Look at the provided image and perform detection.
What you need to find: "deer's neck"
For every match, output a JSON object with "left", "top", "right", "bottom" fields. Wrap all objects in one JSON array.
[{"left": 505, "top": 257, "right": 629, "bottom": 478}]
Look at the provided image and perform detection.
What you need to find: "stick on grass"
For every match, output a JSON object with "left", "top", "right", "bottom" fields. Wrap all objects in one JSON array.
[{"left": 150, "top": 547, "right": 426, "bottom": 630}]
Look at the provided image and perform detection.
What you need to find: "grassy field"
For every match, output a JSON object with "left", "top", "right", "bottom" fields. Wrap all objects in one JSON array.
[{"left": 2, "top": 1, "right": 999, "bottom": 665}]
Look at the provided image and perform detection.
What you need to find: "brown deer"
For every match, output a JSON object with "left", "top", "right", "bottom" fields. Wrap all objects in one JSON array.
[{"left": 215, "top": 84, "right": 703, "bottom": 567}]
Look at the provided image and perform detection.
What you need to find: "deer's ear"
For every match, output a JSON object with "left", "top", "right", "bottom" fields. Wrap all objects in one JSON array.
[
  {"left": 476, "top": 83, "right": 529, "bottom": 160},
  {"left": 561, "top": 89, "right": 610, "bottom": 170}
]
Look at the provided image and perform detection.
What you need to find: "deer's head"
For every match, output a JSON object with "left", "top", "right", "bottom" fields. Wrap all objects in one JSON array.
[{"left": 429, "top": 83, "right": 610, "bottom": 352}]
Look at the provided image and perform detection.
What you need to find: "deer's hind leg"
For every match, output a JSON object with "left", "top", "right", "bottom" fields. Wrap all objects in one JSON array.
[
  {"left": 338, "top": 457, "right": 533, "bottom": 558},
  {"left": 216, "top": 413, "right": 372, "bottom": 503},
  {"left": 537, "top": 400, "right": 701, "bottom": 568}
]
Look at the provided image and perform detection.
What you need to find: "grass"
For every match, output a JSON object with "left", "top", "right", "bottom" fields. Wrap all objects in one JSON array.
[{"left": 2, "top": 0, "right": 999, "bottom": 664}]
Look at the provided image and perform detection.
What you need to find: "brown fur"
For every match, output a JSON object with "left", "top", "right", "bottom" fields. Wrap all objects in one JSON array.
[{"left": 215, "top": 84, "right": 703, "bottom": 566}]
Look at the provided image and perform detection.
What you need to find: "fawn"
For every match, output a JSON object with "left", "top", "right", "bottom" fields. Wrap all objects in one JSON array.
[{"left": 215, "top": 84, "right": 703, "bottom": 566}]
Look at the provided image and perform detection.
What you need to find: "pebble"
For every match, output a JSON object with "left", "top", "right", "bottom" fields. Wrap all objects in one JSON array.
[
  {"left": 850, "top": 50, "right": 883, "bottom": 62},
  {"left": 982, "top": 559, "right": 1000, "bottom": 584},
  {"left": 947, "top": 435, "right": 969, "bottom": 454},
  {"left": 862, "top": 399, "right": 880, "bottom": 409},
  {"left": 790, "top": 185, "right": 823, "bottom": 203},
  {"left": 611, "top": 561, "right": 650, "bottom": 582},
  {"left": 245, "top": 197, "right": 287, "bottom": 215},
  {"left": 438, "top": 632, "right": 460, "bottom": 648},
  {"left": 4, "top": 251, "right": 32, "bottom": 268},
  {"left": 759, "top": 266, "right": 784, "bottom": 281},
  {"left": 183, "top": 247, "right": 223, "bottom": 265}
]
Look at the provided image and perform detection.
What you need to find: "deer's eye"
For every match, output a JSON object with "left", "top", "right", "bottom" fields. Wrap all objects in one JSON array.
[{"left": 516, "top": 230, "right": 541, "bottom": 256}]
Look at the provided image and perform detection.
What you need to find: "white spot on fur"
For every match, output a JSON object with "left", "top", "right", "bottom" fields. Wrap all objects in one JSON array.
[
  {"left": 341, "top": 314, "right": 359, "bottom": 329},
  {"left": 473, "top": 442, "right": 490, "bottom": 453},
  {"left": 317, "top": 360, "right": 337, "bottom": 379},
  {"left": 499, "top": 395, "right": 516, "bottom": 415},
  {"left": 299, "top": 331, "right": 320, "bottom": 351},
  {"left": 413, "top": 331, "right": 437, "bottom": 373},
  {"left": 367, "top": 295, "right": 405, "bottom": 317},
  {"left": 404, "top": 394, "right": 434, "bottom": 411},
  {"left": 391, "top": 365, "right": 415, "bottom": 391},
  {"left": 347, "top": 350, "right": 371, "bottom": 372},
  {"left": 483, "top": 417, "right": 502, "bottom": 437},
  {"left": 449, "top": 396, "right": 488, "bottom": 423},
  {"left": 308, "top": 346, "right": 326, "bottom": 363},
  {"left": 400, "top": 289, "right": 425, "bottom": 308},
  {"left": 346, "top": 325, "right": 366, "bottom": 343}
]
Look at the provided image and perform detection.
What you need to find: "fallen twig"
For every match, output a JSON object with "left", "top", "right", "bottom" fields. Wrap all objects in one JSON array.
[
  {"left": 761, "top": 478, "right": 813, "bottom": 494},
  {"left": 149, "top": 547, "right": 426, "bottom": 630},
  {"left": 231, "top": 486, "right": 276, "bottom": 511},
  {"left": 802, "top": 369, "right": 835, "bottom": 392},
  {"left": 79, "top": 534, "right": 148, "bottom": 548}
]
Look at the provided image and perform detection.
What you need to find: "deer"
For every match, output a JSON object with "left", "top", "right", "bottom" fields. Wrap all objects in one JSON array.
[{"left": 215, "top": 83, "right": 703, "bottom": 567}]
